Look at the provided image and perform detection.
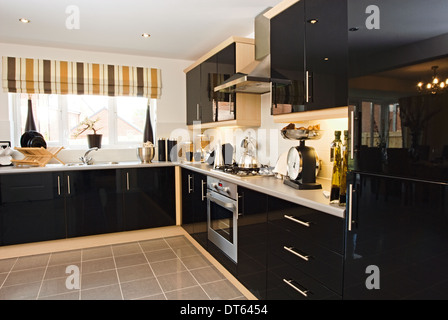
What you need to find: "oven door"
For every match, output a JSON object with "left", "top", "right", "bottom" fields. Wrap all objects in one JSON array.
[{"left": 207, "top": 189, "right": 238, "bottom": 263}]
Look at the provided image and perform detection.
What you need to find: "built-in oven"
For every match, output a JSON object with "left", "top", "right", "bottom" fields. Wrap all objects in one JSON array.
[{"left": 206, "top": 176, "right": 238, "bottom": 263}]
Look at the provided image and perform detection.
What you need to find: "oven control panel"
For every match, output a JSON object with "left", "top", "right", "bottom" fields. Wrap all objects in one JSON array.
[{"left": 207, "top": 176, "right": 238, "bottom": 199}]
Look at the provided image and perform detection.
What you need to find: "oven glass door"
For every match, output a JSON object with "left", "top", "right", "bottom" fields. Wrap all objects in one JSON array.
[{"left": 207, "top": 190, "right": 237, "bottom": 262}]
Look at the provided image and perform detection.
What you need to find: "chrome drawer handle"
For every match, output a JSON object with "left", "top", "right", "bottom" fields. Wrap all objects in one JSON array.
[
  {"left": 284, "top": 215, "right": 310, "bottom": 227},
  {"left": 283, "top": 279, "right": 309, "bottom": 297},
  {"left": 283, "top": 246, "right": 310, "bottom": 261}
]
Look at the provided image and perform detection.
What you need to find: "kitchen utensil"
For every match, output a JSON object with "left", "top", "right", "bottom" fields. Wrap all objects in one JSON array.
[
  {"left": 238, "top": 136, "right": 260, "bottom": 169},
  {"left": 137, "top": 145, "right": 155, "bottom": 163},
  {"left": 285, "top": 140, "right": 321, "bottom": 190}
]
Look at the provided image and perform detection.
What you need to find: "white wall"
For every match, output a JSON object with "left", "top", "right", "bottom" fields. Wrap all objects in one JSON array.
[{"left": 0, "top": 42, "right": 192, "bottom": 162}]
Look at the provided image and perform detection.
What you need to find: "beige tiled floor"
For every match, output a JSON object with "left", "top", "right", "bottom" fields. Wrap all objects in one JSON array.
[{"left": 0, "top": 232, "right": 249, "bottom": 300}]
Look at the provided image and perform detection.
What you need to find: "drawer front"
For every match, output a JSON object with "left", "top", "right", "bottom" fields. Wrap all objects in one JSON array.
[
  {"left": 267, "top": 252, "right": 341, "bottom": 300},
  {"left": 268, "top": 196, "right": 344, "bottom": 254},
  {"left": 268, "top": 222, "right": 343, "bottom": 294}
]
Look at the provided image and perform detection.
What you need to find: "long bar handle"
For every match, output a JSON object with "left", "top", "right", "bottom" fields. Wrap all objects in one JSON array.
[
  {"left": 348, "top": 183, "right": 353, "bottom": 231},
  {"left": 67, "top": 175, "right": 71, "bottom": 195},
  {"left": 57, "top": 176, "right": 61, "bottom": 195},
  {"left": 188, "top": 174, "right": 193, "bottom": 193},
  {"left": 283, "top": 279, "right": 309, "bottom": 297},
  {"left": 207, "top": 193, "right": 235, "bottom": 210},
  {"left": 126, "top": 172, "right": 130, "bottom": 191},
  {"left": 196, "top": 104, "right": 200, "bottom": 121},
  {"left": 284, "top": 215, "right": 311, "bottom": 227},
  {"left": 350, "top": 110, "right": 354, "bottom": 160},
  {"left": 305, "top": 71, "right": 309, "bottom": 103},
  {"left": 201, "top": 180, "right": 206, "bottom": 201},
  {"left": 283, "top": 246, "right": 311, "bottom": 261}
]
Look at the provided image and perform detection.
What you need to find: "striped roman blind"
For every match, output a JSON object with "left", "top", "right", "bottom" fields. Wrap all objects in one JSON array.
[{"left": 2, "top": 56, "right": 162, "bottom": 98}]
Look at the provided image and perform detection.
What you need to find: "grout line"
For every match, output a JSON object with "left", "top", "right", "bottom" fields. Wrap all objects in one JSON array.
[
  {"left": 138, "top": 241, "right": 167, "bottom": 300},
  {"left": 164, "top": 236, "right": 212, "bottom": 300},
  {"left": 110, "top": 245, "right": 124, "bottom": 300},
  {"left": 0, "top": 257, "right": 18, "bottom": 290},
  {"left": 35, "top": 253, "right": 52, "bottom": 300}
]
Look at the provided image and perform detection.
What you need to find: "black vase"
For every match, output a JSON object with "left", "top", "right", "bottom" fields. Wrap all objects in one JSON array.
[
  {"left": 143, "top": 103, "right": 154, "bottom": 143},
  {"left": 87, "top": 134, "right": 102, "bottom": 149},
  {"left": 25, "top": 98, "right": 37, "bottom": 132}
]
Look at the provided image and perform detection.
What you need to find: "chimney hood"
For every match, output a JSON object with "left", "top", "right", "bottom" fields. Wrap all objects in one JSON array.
[{"left": 214, "top": 7, "right": 289, "bottom": 94}]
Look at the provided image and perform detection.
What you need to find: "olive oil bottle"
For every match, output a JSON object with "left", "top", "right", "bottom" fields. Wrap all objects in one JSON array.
[
  {"left": 339, "top": 130, "right": 348, "bottom": 206},
  {"left": 330, "top": 131, "right": 342, "bottom": 204}
]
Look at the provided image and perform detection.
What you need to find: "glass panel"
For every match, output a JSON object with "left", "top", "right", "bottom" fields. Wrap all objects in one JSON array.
[
  {"left": 116, "top": 96, "right": 147, "bottom": 143},
  {"left": 210, "top": 201, "right": 234, "bottom": 243}
]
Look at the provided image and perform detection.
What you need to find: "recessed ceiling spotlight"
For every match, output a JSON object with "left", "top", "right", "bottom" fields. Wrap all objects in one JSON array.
[
  {"left": 349, "top": 27, "right": 360, "bottom": 32},
  {"left": 142, "top": 33, "right": 151, "bottom": 38},
  {"left": 324, "top": 57, "right": 329, "bottom": 61},
  {"left": 308, "top": 19, "right": 318, "bottom": 24},
  {"left": 19, "top": 18, "right": 30, "bottom": 24}
]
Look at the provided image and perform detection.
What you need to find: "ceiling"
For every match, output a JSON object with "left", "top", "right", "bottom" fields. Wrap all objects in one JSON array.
[{"left": 0, "top": 0, "right": 283, "bottom": 61}]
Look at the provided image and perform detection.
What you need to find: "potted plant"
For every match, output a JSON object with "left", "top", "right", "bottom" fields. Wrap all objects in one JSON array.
[{"left": 73, "top": 117, "right": 103, "bottom": 148}]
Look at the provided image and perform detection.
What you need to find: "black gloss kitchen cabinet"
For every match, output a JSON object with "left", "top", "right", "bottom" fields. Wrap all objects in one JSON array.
[
  {"left": 266, "top": 196, "right": 344, "bottom": 300},
  {"left": 186, "top": 55, "right": 216, "bottom": 125},
  {"left": 121, "top": 167, "right": 175, "bottom": 231},
  {"left": 65, "top": 169, "right": 123, "bottom": 237},
  {"left": 237, "top": 186, "right": 268, "bottom": 300},
  {"left": 181, "top": 168, "right": 207, "bottom": 249},
  {"left": 0, "top": 172, "right": 66, "bottom": 245},
  {"left": 270, "top": 0, "right": 347, "bottom": 114}
]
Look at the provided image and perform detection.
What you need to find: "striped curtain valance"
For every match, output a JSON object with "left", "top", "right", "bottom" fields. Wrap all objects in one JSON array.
[{"left": 2, "top": 56, "right": 162, "bottom": 98}]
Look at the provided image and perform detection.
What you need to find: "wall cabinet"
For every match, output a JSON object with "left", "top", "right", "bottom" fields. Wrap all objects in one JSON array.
[
  {"left": 184, "top": 37, "right": 261, "bottom": 128},
  {"left": 270, "top": 0, "right": 347, "bottom": 115},
  {"left": 0, "top": 167, "right": 176, "bottom": 246}
]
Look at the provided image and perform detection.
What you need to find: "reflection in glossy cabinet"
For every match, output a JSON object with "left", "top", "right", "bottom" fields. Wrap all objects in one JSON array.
[{"left": 0, "top": 172, "right": 66, "bottom": 245}]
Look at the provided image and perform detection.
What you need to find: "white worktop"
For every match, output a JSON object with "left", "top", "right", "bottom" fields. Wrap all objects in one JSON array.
[
  {"left": 179, "top": 162, "right": 346, "bottom": 219},
  {"left": 0, "top": 160, "right": 345, "bottom": 219}
]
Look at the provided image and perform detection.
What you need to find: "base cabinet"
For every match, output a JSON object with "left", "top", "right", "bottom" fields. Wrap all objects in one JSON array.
[
  {"left": 0, "top": 172, "right": 66, "bottom": 246},
  {"left": 0, "top": 167, "right": 176, "bottom": 246}
]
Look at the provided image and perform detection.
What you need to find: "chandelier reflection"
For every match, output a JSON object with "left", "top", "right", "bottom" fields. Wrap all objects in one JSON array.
[{"left": 417, "top": 66, "right": 448, "bottom": 94}]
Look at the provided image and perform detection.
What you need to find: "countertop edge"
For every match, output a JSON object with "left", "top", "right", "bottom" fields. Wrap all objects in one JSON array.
[{"left": 179, "top": 163, "right": 346, "bottom": 219}]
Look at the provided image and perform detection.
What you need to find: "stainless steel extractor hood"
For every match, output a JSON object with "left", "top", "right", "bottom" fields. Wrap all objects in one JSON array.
[{"left": 214, "top": 8, "right": 274, "bottom": 94}]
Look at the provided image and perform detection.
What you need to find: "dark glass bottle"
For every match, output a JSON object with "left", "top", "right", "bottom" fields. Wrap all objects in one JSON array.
[
  {"left": 143, "top": 103, "right": 154, "bottom": 143},
  {"left": 330, "top": 131, "right": 342, "bottom": 204},
  {"left": 339, "top": 130, "right": 348, "bottom": 206}
]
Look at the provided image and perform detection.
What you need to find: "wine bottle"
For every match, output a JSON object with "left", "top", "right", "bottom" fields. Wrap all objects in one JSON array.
[
  {"left": 339, "top": 130, "right": 348, "bottom": 206},
  {"left": 330, "top": 131, "right": 342, "bottom": 204}
]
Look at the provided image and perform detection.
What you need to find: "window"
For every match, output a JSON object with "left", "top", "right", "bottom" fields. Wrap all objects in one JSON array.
[{"left": 10, "top": 93, "right": 156, "bottom": 148}]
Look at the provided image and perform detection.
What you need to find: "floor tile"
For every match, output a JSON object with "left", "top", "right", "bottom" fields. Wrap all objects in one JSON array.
[
  {"left": 139, "top": 238, "right": 170, "bottom": 252},
  {"left": 44, "top": 263, "right": 80, "bottom": 280},
  {"left": 114, "top": 253, "right": 147, "bottom": 268},
  {"left": 3, "top": 267, "right": 46, "bottom": 287},
  {"left": 157, "top": 270, "right": 198, "bottom": 292},
  {"left": 82, "top": 257, "right": 115, "bottom": 274},
  {"left": 180, "top": 255, "right": 212, "bottom": 270},
  {"left": 144, "top": 248, "right": 177, "bottom": 263},
  {"left": 150, "top": 258, "right": 187, "bottom": 277},
  {"left": 116, "top": 264, "right": 154, "bottom": 283},
  {"left": 81, "top": 284, "right": 122, "bottom": 300},
  {"left": 112, "top": 242, "right": 142, "bottom": 257},
  {"left": 13, "top": 254, "right": 50, "bottom": 271},
  {"left": 81, "top": 269, "right": 118, "bottom": 290},
  {"left": 165, "top": 236, "right": 193, "bottom": 248},
  {"left": 39, "top": 277, "right": 79, "bottom": 298},
  {"left": 171, "top": 245, "right": 200, "bottom": 258},
  {"left": 120, "top": 277, "right": 163, "bottom": 300},
  {"left": 201, "top": 279, "right": 245, "bottom": 300},
  {"left": 48, "top": 250, "right": 82, "bottom": 266},
  {"left": 82, "top": 245, "right": 113, "bottom": 261},
  {"left": 0, "top": 282, "right": 41, "bottom": 300},
  {"left": 165, "top": 285, "right": 210, "bottom": 300},
  {"left": 0, "top": 258, "right": 17, "bottom": 273},
  {"left": 39, "top": 291, "right": 80, "bottom": 300},
  {"left": 190, "top": 266, "right": 226, "bottom": 284}
]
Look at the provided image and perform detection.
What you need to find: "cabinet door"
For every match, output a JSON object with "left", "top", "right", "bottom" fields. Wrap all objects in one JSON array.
[
  {"left": 122, "top": 167, "right": 176, "bottom": 231},
  {"left": 181, "top": 169, "right": 195, "bottom": 235},
  {"left": 66, "top": 169, "right": 122, "bottom": 238},
  {"left": 200, "top": 55, "right": 217, "bottom": 123},
  {"left": 216, "top": 43, "right": 236, "bottom": 121},
  {"left": 270, "top": 0, "right": 305, "bottom": 114},
  {"left": 304, "top": 0, "right": 347, "bottom": 110},
  {"left": 237, "top": 186, "right": 268, "bottom": 300},
  {"left": 186, "top": 65, "right": 201, "bottom": 125},
  {"left": 0, "top": 172, "right": 66, "bottom": 245}
]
